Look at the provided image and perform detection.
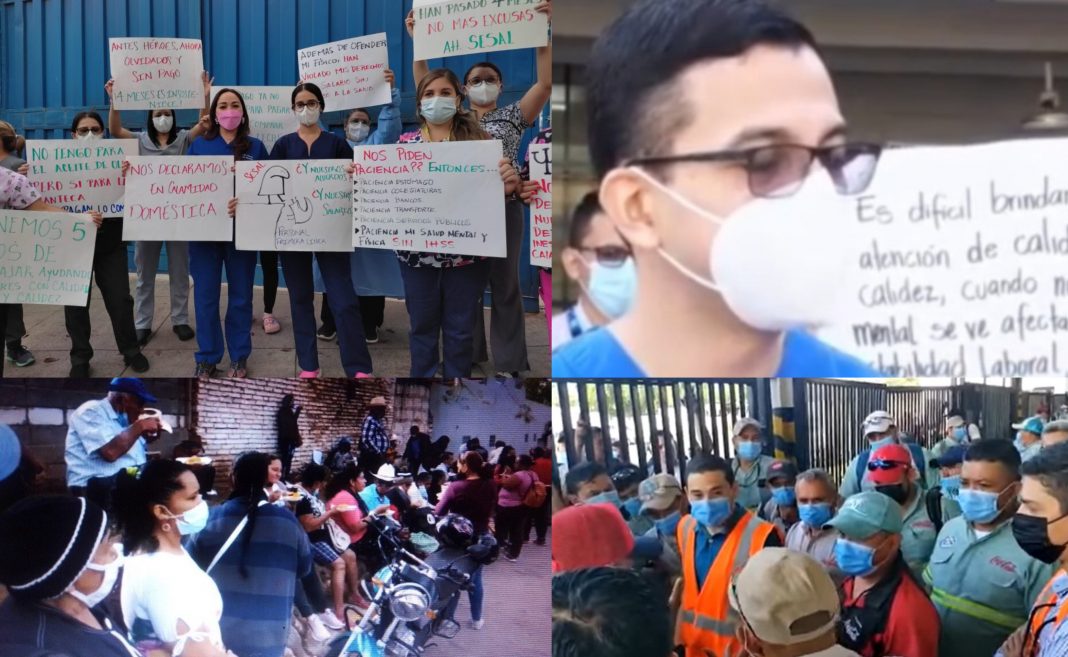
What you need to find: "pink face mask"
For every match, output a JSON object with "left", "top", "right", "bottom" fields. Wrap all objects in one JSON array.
[{"left": 216, "top": 109, "right": 243, "bottom": 131}]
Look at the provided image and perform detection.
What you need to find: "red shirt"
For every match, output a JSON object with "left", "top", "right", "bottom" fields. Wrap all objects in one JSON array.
[
  {"left": 533, "top": 457, "right": 552, "bottom": 484},
  {"left": 842, "top": 572, "right": 940, "bottom": 657}
]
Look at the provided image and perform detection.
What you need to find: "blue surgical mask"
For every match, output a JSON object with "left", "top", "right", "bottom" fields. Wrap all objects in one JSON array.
[
  {"left": 585, "top": 490, "right": 622, "bottom": 509},
  {"left": 957, "top": 488, "right": 1002, "bottom": 524},
  {"left": 737, "top": 441, "right": 762, "bottom": 461},
  {"left": 771, "top": 486, "right": 796, "bottom": 506},
  {"left": 690, "top": 497, "right": 732, "bottom": 529},
  {"left": 622, "top": 496, "right": 643, "bottom": 520},
  {"left": 655, "top": 511, "right": 682, "bottom": 537},
  {"left": 834, "top": 537, "right": 878, "bottom": 576},
  {"left": 952, "top": 427, "right": 968, "bottom": 442},
  {"left": 165, "top": 500, "right": 209, "bottom": 536},
  {"left": 420, "top": 97, "right": 458, "bottom": 125},
  {"left": 798, "top": 502, "right": 833, "bottom": 529},
  {"left": 869, "top": 436, "right": 895, "bottom": 451},
  {"left": 940, "top": 475, "right": 961, "bottom": 499},
  {"left": 584, "top": 258, "right": 636, "bottom": 319}
]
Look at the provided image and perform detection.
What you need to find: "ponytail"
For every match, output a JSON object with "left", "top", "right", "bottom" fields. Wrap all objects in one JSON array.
[
  {"left": 230, "top": 452, "right": 270, "bottom": 578},
  {"left": 113, "top": 460, "right": 191, "bottom": 555}
]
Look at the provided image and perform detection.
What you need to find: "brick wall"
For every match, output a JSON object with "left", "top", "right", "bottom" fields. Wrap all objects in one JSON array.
[
  {"left": 429, "top": 380, "right": 551, "bottom": 454},
  {"left": 0, "top": 378, "right": 193, "bottom": 493}
]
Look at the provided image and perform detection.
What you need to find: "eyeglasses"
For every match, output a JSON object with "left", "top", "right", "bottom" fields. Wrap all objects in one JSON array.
[
  {"left": 294, "top": 100, "right": 320, "bottom": 111},
  {"left": 627, "top": 142, "right": 882, "bottom": 199},
  {"left": 575, "top": 245, "right": 631, "bottom": 267},
  {"left": 75, "top": 126, "right": 104, "bottom": 136},
  {"left": 467, "top": 76, "right": 500, "bottom": 86},
  {"left": 867, "top": 459, "right": 908, "bottom": 472}
]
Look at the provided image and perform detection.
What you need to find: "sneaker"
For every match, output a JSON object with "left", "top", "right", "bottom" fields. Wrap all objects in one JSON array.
[
  {"left": 6, "top": 345, "right": 35, "bottom": 367},
  {"left": 471, "top": 619, "right": 485, "bottom": 630},
  {"left": 304, "top": 614, "right": 331, "bottom": 642},
  {"left": 365, "top": 326, "right": 379, "bottom": 344},
  {"left": 263, "top": 314, "right": 282, "bottom": 335},
  {"left": 69, "top": 363, "right": 90, "bottom": 378},
  {"left": 318, "top": 609, "right": 345, "bottom": 630},
  {"left": 228, "top": 358, "right": 248, "bottom": 378},
  {"left": 125, "top": 353, "right": 150, "bottom": 373},
  {"left": 317, "top": 324, "right": 336, "bottom": 341},
  {"left": 504, "top": 554, "right": 518, "bottom": 563},
  {"left": 299, "top": 369, "right": 320, "bottom": 379},
  {"left": 195, "top": 362, "right": 217, "bottom": 379},
  {"left": 173, "top": 324, "right": 195, "bottom": 341}
]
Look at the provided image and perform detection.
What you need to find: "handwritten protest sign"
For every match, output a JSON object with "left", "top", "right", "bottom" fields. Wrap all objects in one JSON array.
[
  {"left": 297, "top": 34, "right": 391, "bottom": 113},
  {"left": 211, "top": 87, "right": 298, "bottom": 151},
  {"left": 412, "top": 0, "right": 548, "bottom": 60},
  {"left": 527, "top": 143, "right": 551, "bottom": 268},
  {"left": 26, "top": 139, "right": 138, "bottom": 217},
  {"left": 122, "top": 156, "right": 233, "bottom": 242},
  {"left": 235, "top": 160, "right": 353, "bottom": 251},
  {"left": 0, "top": 210, "right": 96, "bottom": 306},
  {"left": 817, "top": 138, "right": 1068, "bottom": 377},
  {"left": 109, "top": 38, "right": 205, "bottom": 110},
  {"left": 352, "top": 141, "right": 505, "bottom": 257}
]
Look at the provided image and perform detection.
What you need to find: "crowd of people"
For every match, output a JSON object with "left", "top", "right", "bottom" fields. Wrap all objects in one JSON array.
[
  {"left": 0, "top": 378, "right": 554, "bottom": 657},
  {"left": 552, "top": 408, "right": 1068, "bottom": 657}
]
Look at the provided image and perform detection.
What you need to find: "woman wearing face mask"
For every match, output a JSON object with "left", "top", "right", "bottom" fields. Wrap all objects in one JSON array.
[
  {"left": 265, "top": 82, "right": 373, "bottom": 378},
  {"left": 0, "top": 120, "right": 36, "bottom": 368},
  {"left": 112, "top": 460, "right": 231, "bottom": 657},
  {"left": 186, "top": 89, "right": 269, "bottom": 379},
  {"left": 0, "top": 496, "right": 138, "bottom": 657},
  {"left": 106, "top": 73, "right": 211, "bottom": 351},
  {"left": 385, "top": 69, "right": 520, "bottom": 378},
  {"left": 408, "top": 2, "right": 553, "bottom": 377}
]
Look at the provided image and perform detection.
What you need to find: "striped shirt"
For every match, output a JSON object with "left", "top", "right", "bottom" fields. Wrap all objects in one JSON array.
[
  {"left": 186, "top": 498, "right": 312, "bottom": 657},
  {"left": 361, "top": 414, "right": 389, "bottom": 455},
  {"left": 65, "top": 398, "right": 145, "bottom": 487}
]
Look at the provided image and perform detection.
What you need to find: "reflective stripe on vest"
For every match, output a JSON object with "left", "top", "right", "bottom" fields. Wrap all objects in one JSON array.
[
  {"left": 928, "top": 587, "right": 1027, "bottom": 630},
  {"left": 1026, "top": 570, "right": 1068, "bottom": 657}
]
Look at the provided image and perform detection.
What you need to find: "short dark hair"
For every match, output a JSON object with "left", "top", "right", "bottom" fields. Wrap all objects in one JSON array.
[
  {"left": 610, "top": 464, "right": 643, "bottom": 491},
  {"left": 964, "top": 439, "right": 1021, "bottom": 480},
  {"left": 1022, "top": 442, "right": 1068, "bottom": 514},
  {"left": 685, "top": 453, "right": 735, "bottom": 485},
  {"left": 463, "top": 61, "right": 503, "bottom": 85},
  {"left": 568, "top": 191, "right": 603, "bottom": 247},
  {"left": 586, "top": 0, "right": 817, "bottom": 178},
  {"left": 70, "top": 111, "right": 105, "bottom": 135},
  {"left": 552, "top": 567, "right": 672, "bottom": 657},
  {"left": 292, "top": 82, "right": 326, "bottom": 111},
  {"left": 565, "top": 462, "right": 609, "bottom": 496},
  {"left": 299, "top": 463, "right": 329, "bottom": 487}
]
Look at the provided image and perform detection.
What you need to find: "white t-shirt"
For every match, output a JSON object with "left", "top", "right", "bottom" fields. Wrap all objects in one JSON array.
[{"left": 121, "top": 549, "right": 224, "bottom": 653}]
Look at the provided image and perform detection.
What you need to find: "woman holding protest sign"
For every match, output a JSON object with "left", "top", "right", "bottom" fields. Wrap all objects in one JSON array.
[
  {"left": 0, "top": 120, "right": 35, "bottom": 369},
  {"left": 407, "top": 0, "right": 552, "bottom": 377},
  {"left": 105, "top": 72, "right": 212, "bottom": 351}
]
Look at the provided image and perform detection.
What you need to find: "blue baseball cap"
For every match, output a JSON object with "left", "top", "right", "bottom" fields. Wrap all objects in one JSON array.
[
  {"left": 0, "top": 424, "right": 19, "bottom": 481},
  {"left": 1013, "top": 417, "right": 1045, "bottom": 436},
  {"left": 935, "top": 445, "right": 966, "bottom": 468},
  {"left": 107, "top": 377, "right": 157, "bottom": 403}
]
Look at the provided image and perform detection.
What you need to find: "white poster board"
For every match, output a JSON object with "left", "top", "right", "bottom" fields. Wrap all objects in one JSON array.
[
  {"left": 109, "top": 38, "right": 205, "bottom": 109},
  {"left": 352, "top": 141, "right": 505, "bottom": 257},
  {"left": 412, "top": 0, "right": 548, "bottom": 60},
  {"left": 235, "top": 160, "right": 353, "bottom": 251},
  {"left": 817, "top": 138, "right": 1068, "bottom": 376},
  {"left": 527, "top": 143, "right": 551, "bottom": 268},
  {"left": 211, "top": 86, "right": 299, "bottom": 151},
  {"left": 297, "top": 34, "right": 392, "bottom": 112},
  {"left": 122, "top": 156, "right": 234, "bottom": 241},
  {"left": 25, "top": 139, "right": 139, "bottom": 217},
  {"left": 0, "top": 210, "right": 96, "bottom": 306}
]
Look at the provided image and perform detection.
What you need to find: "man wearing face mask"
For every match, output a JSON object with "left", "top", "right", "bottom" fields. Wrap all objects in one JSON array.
[
  {"left": 564, "top": 461, "right": 623, "bottom": 509},
  {"left": 611, "top": 464, "right": 646, "bottom": 525},
  {"left": 1013, "top": 416, "right": 1046, "bottom": 463},
  {"left": 864, "top": 443, "right": 937, "bottom": 579},
  {"left": 65, "top": 378, "right": 162, "bottom": 512},
  {"left": 731, "top": 418, "right": 776, "bottom": 512},
  {"left": 760, "top": 460, "right": 800, "bottom": 535},
  {"left": 839, "top": 411, "right": 930, "bottom": 499},
  {"left": 931, "top": 410, "right": 980, "bottom": 461},
  {"left": 636, "top": 473, "right": 686, "bottom": 576},
  {"left": 786, "top": 468, "right": 845, "bottom": 585},
  {"left": 675, "top": 454, "right": 781, "bottom": 657},
  {"left": 924, "top": 439, "right": 1055, "bottom": 657},
  {"left": 554, "top": 192, "right": 636, "bottom": 352},
  {"left": 0, "top": 495, "right": 138, "bottom": 657},
  {"left": 826, "top": 491, "right": 940, "bottom": 657},
  {"left": 924, "top": 445, "right": 964, "bottom": 535},
  {"left": 553, "top": 0, "right": 884, "bottom": 379}
]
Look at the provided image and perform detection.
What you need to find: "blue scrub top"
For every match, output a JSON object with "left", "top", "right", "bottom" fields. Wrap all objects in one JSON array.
[{"left": 187, "top": 132, "right": 269, "bottom": 160}]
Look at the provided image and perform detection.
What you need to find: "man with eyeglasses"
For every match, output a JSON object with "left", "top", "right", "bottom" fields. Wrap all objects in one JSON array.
[
  {"left": 865, "top": 443, "right": 938, "bottom": 580},
  {"left": 554, "top": 191, "right": 635, "bottom": 352},
  {"left": 553, "top": 0, "right": 884, "bottom": 377}
]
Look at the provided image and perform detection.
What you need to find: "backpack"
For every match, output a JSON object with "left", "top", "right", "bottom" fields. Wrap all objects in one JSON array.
[
  {"left": 925, "top": 486, "right": 945, "bottom": 535},
  {"left": 855, "top": 443, "right": 928, "bottom": 490},
  {"left": 522, "top": 471, "right": 547, "bottom": 508}
]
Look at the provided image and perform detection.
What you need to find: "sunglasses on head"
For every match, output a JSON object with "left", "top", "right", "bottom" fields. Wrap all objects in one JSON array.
[{"left": 867, "top": 459, "right": 908, "bottom": 472}]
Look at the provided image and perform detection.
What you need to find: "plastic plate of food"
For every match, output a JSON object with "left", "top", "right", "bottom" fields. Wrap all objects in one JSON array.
[{"left": 176, "top": 456, "right": 212, "bottom": 465}]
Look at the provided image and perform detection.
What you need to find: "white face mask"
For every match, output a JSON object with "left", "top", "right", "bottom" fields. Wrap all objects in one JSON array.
[
  {"left": 631, "top": 168, "right": 858, "bottom": 331},
  {"left": 347, "top": 122, "right": 370, "bottom": 143},
  {"left": 75, "top": 132, "right": 102, "bottom": 142},
  {"left": 67, "top": 544, "right": 124, "bottom": 608},
  {"left": 152, "top": 115, "right": 174, "bottom": 133},
  {"left": 297, "top": 107, "right": 321, "bottom": 127},
  {"left": 467, "top": 82, "right": 500, "bottom": 106}
]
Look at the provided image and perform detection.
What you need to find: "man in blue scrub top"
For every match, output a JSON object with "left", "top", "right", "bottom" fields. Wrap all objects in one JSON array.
[{"left": 553, "top": 0, "right": 883, "bottom": 377}]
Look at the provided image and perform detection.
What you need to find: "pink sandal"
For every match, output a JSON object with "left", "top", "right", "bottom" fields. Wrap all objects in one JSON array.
[
  {"left": 263, "top": 314, "right": 281, "bottom": 334},
  {"left": 299, "top": 369, "right": 320, "bottom": 379}
]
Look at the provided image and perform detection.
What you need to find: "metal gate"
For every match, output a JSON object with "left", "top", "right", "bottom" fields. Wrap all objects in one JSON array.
[
  {"left": 885, "top": 386, "right": 960, "bottom": 448},
  {"left": 798, "top": 379, "right": 887, "bottom": 483}
]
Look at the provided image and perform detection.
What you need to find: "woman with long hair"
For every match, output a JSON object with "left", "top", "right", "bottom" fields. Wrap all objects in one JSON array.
[
  {"left": 495, "top": 454, "right": 538, "bottom": 563},
  {"left": 323, "top": 463, "right": 390, "bottom": 602},
  {"left": 186, "top": 451, "right": 310, "bottom": 657},
  {"left": 0, "top": 120, "right": 34, "bottom": 368},
  {"left": 112, "top": 460, "right": 229, "bottom": 657}
]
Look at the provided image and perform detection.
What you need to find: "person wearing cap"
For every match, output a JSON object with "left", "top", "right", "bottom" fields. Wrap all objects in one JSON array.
[
  {"left": 552, "top": 503, "right": 662, "bottom": 573},
  {"left": 635, "top": 473, "right": 687, "bottom": 573},
  {"left": 827, "top": 491, "right": 940, "bottom": 657},
  {"left": 865, "top": 442, "right": 937, "bottom": 579},
  {"left": 1014, "top": 417, "right": 1046, "bottom": 463},
  {"left": 760, "top": 459, "right": 800, "bottom": 535},
  {"left": 731, "top": 418, "right": 776, "bottom": 512},
  {"left": 729, "top": 548, "right": 861, "bottom": 657},
  {"left": 1042, "top": 420, "right": 1068, "bottom": 449},
  {"left": 924, "top": 444, "right": 964, "bottom": 533},
  {"left": 359, "top": 396, "right": 391, "bottom": 476},
  {"left": 611, "top": 463, "right": 646, "bottom": 523},
  {"left": 675, "top": 454, "right": 781, "bottom": 657},
  {"left": 0, "top": 423, "right": 36, "bottom": 514},
  {"left": 839, "top": 410, "right": 932, "bottom": 499},
  {"left": 64, "top": 378, "right": 163, "bottom": 512},
  {"left": 932, "top": 409, "right": 981, "bottom": 462},
  {"left": 924, "top": 439, "right": 1055, "bottom": 657},
  {"left": 360, "top": 463, "right": 399, "bottom": 511},
  {"left": 0, "top": 496, "right": 138, "bottom": 657},
  {"left": 786, "top": 468, "right": 845, "bottom": 585}
]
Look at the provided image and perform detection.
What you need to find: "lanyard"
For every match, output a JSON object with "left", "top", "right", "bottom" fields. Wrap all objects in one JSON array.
[{"left": 567, "top": 307, "right": 585, "bottom": 339}]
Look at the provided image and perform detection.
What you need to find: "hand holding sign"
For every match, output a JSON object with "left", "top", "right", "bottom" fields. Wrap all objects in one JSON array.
[
  {"left": 410, "top": 0, "right": 549, "bottom": 59},
  {"left": 122, "top": 156, "right": 234, "bottom": 242},
  {"left": 297, "top": 34, "right": 392, "bottom": 112},
  {"left": 0, "top": 210, "right": 96, "bottom": 306}
]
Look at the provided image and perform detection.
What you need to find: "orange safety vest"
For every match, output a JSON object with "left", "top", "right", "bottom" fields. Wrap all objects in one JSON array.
[
  {"left": 676, "top": 510, "right": 775, "bottom": 657},
  {"left": 1025, "top": 569, "right": 1068, "bottom": 657}
]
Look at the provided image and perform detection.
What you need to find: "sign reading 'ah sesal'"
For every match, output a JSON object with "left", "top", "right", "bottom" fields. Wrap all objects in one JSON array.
[
  {"left": 527, "top": 142, "right": 551, "bottom": 268},
  {"left": 817, "top": 137, "right": 1068, "bottom": 377},
  {"left": 25, "top": 139, "right": 138, "bottom": 217},
  {"left": 109, "top": 38, "right": 205, "bottom": 110},
  {"left": 0, "top": 210, "right": 96, "bottom": 306},
  {"left": 412, "top": 0, "right": 548, "bottom": 60},
  {"left": 351, "top": 141, "right": 506, "bottom": 258},
  {"left": 297, "top": 34, "right": 392, "bottom": 113},
  {"left": 122, "top": 156, "right": 234, "bottom": 242}
]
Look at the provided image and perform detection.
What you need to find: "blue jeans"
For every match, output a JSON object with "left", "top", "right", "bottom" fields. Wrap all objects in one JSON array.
[
  {"left": 188, "top": 241, "right": 256, "bottom": 365},
  {"left": 399, "top": 260, "right": 490, "bottom": 378},
  {"left": 468, "top": 565, "right": 484, "bottom": 622},
  {"left": 280, "top": 251, "right": 372, "bottom": 375}
]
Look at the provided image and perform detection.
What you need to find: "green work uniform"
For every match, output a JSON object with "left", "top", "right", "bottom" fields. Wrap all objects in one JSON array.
[
  {"left": 901, "top": 488, "right": 938, "bottom": 580},
  {"left": 731, "top": 455, "right": 775, "bottom": 512},
  {"left": 924, "top": 516, "right": 1056, "bottom": 657}
]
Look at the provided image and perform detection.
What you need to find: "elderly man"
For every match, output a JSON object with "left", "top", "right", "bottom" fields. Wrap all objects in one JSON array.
[
  {"left": 1042, "top": 420, "right": 1068, "bottom": 449},
  {"left": 786, "top": 468, "right": 845, "bottom": 585},
  {"left": 359, "top": 396, "right": 391, "bottom": 476},
  {"left": 65, "top": 378, "right": 162, "bottom": 511}
]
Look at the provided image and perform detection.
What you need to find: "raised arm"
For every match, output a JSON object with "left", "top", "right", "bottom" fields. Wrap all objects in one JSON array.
[
  {"left": 188, "top": 71, "right": 214, "bottom": 139},
  {"left": 104, "top": 79, "right": 136, "bottom": 140},
  {"left": 518, "top": 1, "right": 553, "bottom": 125},
  {"left": 406, "top": 10, "right": 431, "bottom": 86}
]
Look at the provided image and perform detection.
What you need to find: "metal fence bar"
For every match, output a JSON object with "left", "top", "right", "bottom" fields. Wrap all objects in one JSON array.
[
  {"left": 555, "top": 381, "right": 577, "bottom": 468},
  {"left": 630, "top": 383, "right": 649, "bottom": 474},
  {"left": 576, "top": 384, "right": 594, "bottom": 462},
  {"left": 613, "top": 384, "right": 628, "bottom": 459},
  {"left": 645, "top": 382, "right": 663, "bottom": 474}
]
